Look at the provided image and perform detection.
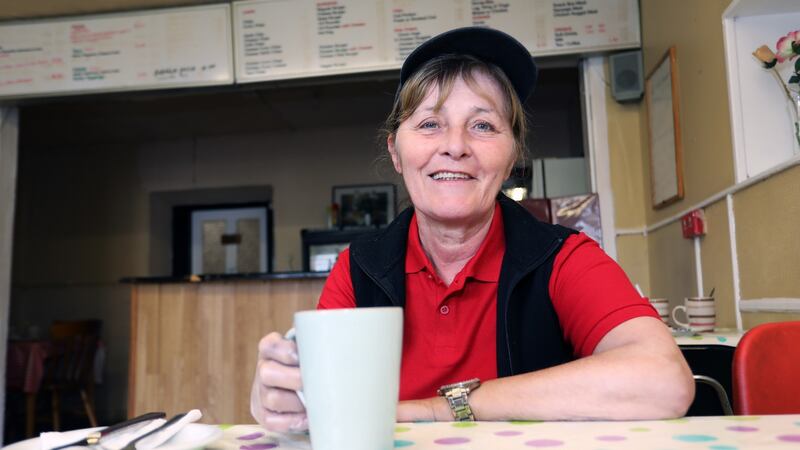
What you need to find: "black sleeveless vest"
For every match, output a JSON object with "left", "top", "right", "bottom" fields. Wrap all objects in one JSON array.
[{"left": 348, "top": 194, "right": 578, "bottom": 377}]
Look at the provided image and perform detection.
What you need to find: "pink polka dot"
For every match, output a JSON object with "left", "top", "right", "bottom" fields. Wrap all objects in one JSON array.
[
  {"left": 240, "top": 444, "right": 277, "bottom": 450},
  {"left": 525, "top": 439, "right": 564, "bottom": 447},
  {"left": 726, "top": 426, "right": 759, "bottom": 432},
  {"left": 434, "top": 437, "right": 470, "bottom": 445},
  {"left": 596, "top": 435, "right": 627, "bottom": 441},
  {"left": 237, "top": 432, "right": 265, "bottom": 440},
  {"left": 778, "top": 434, "right": 800, "bottom": 442},
  {"left": 495, "top": 431, "right": 524, "bottom": 436}
]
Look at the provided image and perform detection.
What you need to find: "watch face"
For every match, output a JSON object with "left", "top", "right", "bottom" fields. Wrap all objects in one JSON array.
[{"left": 438, "top": 378, "right": 480, "bottom": 395}]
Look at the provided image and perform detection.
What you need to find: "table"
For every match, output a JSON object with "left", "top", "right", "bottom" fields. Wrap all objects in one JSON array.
[
  {"left": 674, "top": 329, "right": 744, "bottom": 347},
  {"left": 209, "top": 415, "right": 800, "bottom": 449}
]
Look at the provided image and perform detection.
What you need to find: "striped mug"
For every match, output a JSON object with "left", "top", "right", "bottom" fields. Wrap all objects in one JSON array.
[{"left": 671, "top": 296, "right": 715, "bottom": 332}]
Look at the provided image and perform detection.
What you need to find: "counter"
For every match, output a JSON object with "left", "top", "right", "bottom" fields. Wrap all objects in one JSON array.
[{"left": 126, "top": 275, "right": 326, "bottom": 423}]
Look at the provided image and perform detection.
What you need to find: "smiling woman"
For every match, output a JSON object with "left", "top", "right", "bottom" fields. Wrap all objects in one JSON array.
[{"left": 250, "top": 26, "right": 694, "bottom": 432}]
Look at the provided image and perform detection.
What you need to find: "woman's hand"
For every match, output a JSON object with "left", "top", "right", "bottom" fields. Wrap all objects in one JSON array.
[{"left": 250, "top": 331, "right": 308, "bottom": 432}]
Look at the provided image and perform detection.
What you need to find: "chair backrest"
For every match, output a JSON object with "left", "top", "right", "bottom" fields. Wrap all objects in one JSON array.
[
  {"left": 45, "top": 320, "right": 102, "bottom": 387},
  {"left": 732, "top": 321, "right": 800, "bottom": 415}
]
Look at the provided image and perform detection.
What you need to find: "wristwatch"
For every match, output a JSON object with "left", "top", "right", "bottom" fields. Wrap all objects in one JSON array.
[{"left": 437, "top": 378, "right": 481, "bottom": 421}]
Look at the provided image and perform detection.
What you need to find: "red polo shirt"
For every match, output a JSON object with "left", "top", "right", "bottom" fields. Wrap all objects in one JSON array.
[{"left": 318, "top": 203, "right": 657, "bottom": 400}]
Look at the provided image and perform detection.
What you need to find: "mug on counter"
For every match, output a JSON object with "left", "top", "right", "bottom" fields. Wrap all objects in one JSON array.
[
  {"left": 671, "top": 296, "right": 715, "bottom": 332},
  {"left": 647, "top": 297, "right": 670, "bottom": 325}
]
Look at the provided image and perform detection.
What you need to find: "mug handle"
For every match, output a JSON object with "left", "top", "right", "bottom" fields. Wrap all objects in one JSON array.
[
  {"left": 283, "top": 328, "right": 307, "bottom": 407},
  {"left": 671, "top": 305, "right": 690, "bottom": 329}
]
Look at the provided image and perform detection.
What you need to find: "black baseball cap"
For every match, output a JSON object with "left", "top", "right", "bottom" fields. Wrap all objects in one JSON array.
[{"left": 399, "top": 27, "right": 538, "bottom": 102}]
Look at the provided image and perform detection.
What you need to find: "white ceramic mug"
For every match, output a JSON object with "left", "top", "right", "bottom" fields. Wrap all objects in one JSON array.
[
  {"left": 647, "top": 297, "right": 670, "bottom": 325},
  {"left": 671, "top": 296, "right": 715, "bottom": 332},
  {"left": 294, "top": 307, "right": 403, "bottom": 450}
]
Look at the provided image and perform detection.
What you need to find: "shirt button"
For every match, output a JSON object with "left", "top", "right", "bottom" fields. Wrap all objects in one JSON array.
[
  {"left": 427, "top": 274, "right": 433, "bottom": 279},
  {"left": 440, "top": 305, "right": 450, "bottom": 315}
]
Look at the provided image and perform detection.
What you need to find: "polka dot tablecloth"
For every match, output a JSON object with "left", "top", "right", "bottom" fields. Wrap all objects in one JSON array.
[
  {"left": 209, "top": 414, "right": 800, "bottom": 450},
  {"left": 673, "top": 329, "right": 743, "bottom": 347}
]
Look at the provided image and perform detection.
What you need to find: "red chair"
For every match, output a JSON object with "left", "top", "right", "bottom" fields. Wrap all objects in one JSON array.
[{"left": 732, "top": 321, "right": 800, "bottom": 415}]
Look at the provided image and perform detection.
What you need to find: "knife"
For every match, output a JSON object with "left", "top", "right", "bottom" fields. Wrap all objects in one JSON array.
[
  {"left": 119, "top": 413, "right": 187, "bottom": 450},
  {"left": 48, "top": 412, "right": 166, "bottom": 450}
]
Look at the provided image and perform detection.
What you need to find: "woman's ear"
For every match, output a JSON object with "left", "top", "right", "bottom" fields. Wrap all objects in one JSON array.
[{"left": 387, "top": 134, "right": 402, "bottom": 174}]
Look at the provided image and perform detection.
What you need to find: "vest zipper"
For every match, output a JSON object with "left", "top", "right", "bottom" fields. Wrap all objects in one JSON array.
[{"left": 504, "top": 237, "right": 563, "bottom": 375}]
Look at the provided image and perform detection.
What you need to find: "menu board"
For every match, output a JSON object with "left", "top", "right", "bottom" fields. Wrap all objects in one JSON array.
[
  {"left": 0, "top": 4, "right": 233, "bottom": 99},
  {"left": 234, "top": 0, "right": 640, "bottom": 83}
]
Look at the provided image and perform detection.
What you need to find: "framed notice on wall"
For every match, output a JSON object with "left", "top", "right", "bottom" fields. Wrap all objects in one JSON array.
[{"left": 645, "top": 46, "right": 684, "bottom": 208}]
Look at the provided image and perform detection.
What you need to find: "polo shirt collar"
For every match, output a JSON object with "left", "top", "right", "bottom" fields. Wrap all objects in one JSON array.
[{"left": 405, "top": 202, "right": 505, "bottom": 282}]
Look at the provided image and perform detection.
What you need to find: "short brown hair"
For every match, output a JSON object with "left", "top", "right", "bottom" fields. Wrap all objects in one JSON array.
[{"left": 382, "top": 54, "right": 528, "bottom": 163}]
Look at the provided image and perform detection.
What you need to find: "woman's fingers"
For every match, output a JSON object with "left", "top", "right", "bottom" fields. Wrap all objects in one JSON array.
[
  {"left": 258, "top": 406, "right": 308, "bottom": 433},
  {"left": 251, "top": 331, "right": 306, "bottom": 431},
  {"left": 257, "top": 358, "right": 303, "bottom": 392},
  {"left": 258, "top": 332, "right": 299, "bottom": 366},
  {"left": 260, "top": 384, "right": 305, "bottom": 413}
]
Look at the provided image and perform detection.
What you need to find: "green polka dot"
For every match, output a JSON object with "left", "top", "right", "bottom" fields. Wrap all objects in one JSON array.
[
  {"left": 452, "top": 422, "right": 478, "bottom": 428},
  {"left": 709, "top": 446, "right": 738, "bottom": 450},
  {"left": 218, "top": 424, "right": 234, "bottom": 430},
  {"left": 717, "top": 337, "right": 728, "bottom": 343},
  {"left": 630, "top": 427, "right": 651, "bottom": 432},
  {"left": 691, "top": 336, "right": 704, "bottom": 340},
  {"left": 673, "top": 434, "right": 717, "bottom": 442},
  {"left": 413, "top": 419, "right": 434, "bottom": 424},
  {"left": 395, "top": 426, "right": 411, "bottom": 433},
  {"left": 665, "top": 418, "right": 690, "bottom": 423},
  {"left": 795, "top": 421, "right": 800, "bottom": 426},
  {"left": 394, "top": 440, "right": 415, "bottom": 447},
  {"left": 509, "top": 420, "right": 543, "bottom": 425},
  {"left": 725, "top": 416, "right": 760, "bottom": 421}
]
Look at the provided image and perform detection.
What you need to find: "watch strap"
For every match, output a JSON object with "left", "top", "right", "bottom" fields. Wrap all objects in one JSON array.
[{"left": 443, "top": 385, "right": 475, "bottom": 421}]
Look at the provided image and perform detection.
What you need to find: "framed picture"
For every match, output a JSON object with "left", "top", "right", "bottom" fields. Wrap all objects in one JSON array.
[
  {"left": 332, "top": 184, "right": 396, "bottom": 228},
  {"left": 645, "top": 46, "right": 685, "bottom": 208}
]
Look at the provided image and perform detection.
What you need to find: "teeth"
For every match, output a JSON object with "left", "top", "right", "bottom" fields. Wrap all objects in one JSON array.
[{"left": 432, "top": 172, "right": 471, "bottom": 180}]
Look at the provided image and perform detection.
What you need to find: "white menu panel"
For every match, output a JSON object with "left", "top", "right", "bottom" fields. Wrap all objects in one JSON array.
[
  {"left": 530, "top": 0, "right": 640, "bottom": 55},
  {"left": 234, "top": 0, "right": 640, "bottom": 84},
  {"left": 0, "top": 4, "right": 233, "bottom": 99},
  {"left": 386, "top": 0, "right": 471, "bottom": 62}
]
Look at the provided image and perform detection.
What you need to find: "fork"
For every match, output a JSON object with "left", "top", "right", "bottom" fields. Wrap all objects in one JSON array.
[{"left": 118, "top": 413, "right": 187, "bottom": 450}]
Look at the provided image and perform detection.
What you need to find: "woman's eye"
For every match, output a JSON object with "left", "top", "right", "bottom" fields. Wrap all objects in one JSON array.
[
  {"left": 419, "top": 120, "right": 439, "bottom": 129},
  {"left": 474, "top": 121, "right": 496, "bottom": 132}
]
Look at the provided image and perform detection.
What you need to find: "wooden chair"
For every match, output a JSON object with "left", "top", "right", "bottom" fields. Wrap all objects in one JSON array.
[
  {"left": 733, "top": 321, "right": 800, "bottom": 414},
  {"left": 41, "top": 319, "right": 102, "bottom": 431}
]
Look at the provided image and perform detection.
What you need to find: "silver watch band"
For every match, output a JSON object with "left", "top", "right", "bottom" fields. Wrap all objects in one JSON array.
[{"left": 444, "top": 386, "right": 475, "bottom": 421}]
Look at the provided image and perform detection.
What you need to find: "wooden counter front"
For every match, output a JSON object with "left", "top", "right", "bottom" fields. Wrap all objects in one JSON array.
[{"left": 127, "top": 278, "right": 324, "bottom": 423}]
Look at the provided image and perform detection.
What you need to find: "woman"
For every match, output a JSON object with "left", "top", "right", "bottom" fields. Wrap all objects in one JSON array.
[{"left": 251, "top": 27, "right": 694, "bottom": 431}]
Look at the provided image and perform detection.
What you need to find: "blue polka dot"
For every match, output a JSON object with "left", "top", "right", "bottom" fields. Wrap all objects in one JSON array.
[
  {"left": 709, "top": 446, "right": 738, "bottom": 450},
  {"left": 674, "top": 434, "right": 717, "bottom": 442},
  {"left": 394, "top": 440, "right": 414, "bottom": 447}
]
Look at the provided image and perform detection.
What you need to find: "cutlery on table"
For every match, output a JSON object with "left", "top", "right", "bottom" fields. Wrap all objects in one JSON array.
[
  {"left": 48, "top": 412, "right": 166, "bottom": 450},
  {"left": 118, "top": 411, "right": 194, "bottom": 450},
  {"left": 130, "top": 409, "right": 202, "bottom": 450}
]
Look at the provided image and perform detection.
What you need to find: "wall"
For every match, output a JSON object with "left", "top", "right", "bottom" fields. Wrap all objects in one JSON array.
[{"left": 608, "top": 0, "right": 800, "bottom": 327}]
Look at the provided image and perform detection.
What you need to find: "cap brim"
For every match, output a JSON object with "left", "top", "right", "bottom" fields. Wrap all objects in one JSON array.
[{"left": 399, "top": 27, "right": 537, "bottom": 102}]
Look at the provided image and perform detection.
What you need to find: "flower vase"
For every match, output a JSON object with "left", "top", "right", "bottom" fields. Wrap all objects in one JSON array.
[{"left": 791, "top": 90, "right": 800, "bottom": 152}]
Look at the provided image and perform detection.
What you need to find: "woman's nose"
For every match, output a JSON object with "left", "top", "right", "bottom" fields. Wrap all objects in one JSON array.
[{"left": 442, "top": 127, "right": 470, "bottom": 159}]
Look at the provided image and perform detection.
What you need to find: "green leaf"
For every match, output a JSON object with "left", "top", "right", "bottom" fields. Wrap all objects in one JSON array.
[
  {"left": 789, "top": 75, "right": 800, "bottom": 84},
  {"left": 793, "top": 41, "right": 800, "bottom": 54},
  {"left": 795, "top": 57, "right": 800, "bottom": 73},
  {"left": 765, "top": 59, "right": 778, "bottom": 69}
]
